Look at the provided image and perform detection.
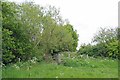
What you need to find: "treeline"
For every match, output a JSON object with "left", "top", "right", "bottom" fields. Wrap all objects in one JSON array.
[
  {"left": 78, "top": 27, "right": 119, "bottom": 59},
  {"left": 2, "top": 1, "right": 78, "bottom": 65}
]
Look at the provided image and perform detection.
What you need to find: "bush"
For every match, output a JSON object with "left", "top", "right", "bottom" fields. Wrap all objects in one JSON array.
[
  {"left": 63, "top": 58, "right": 80, "bottom": 67},
  {"left": 78, "top": 41, "right": 118, "bottom": 59},
  {"left": 2, "top": 29, "right": 16, "bottom": 64}
]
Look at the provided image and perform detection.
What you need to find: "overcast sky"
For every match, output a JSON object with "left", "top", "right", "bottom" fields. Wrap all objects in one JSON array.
[{"left": 10, "top": 0, "right": 119, "bottom": 49}]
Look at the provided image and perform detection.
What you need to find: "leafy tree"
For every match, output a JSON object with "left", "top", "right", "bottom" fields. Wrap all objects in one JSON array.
[
  {"left": 2, "top": 28, "right": 16, "bottom": 64},
  {"left": 19, "top": 2, "right": 44, "bottom": 59},
  {"left": 78, "top": 27, "right": 118, "bottom": 58},
  {"left": 2, "top": 1, "right": 43, "bottom": 64},
  {"left": 92, "top": 27, "right": 118, "bottom": 58},
  {"left": 2, "top": 2, "right": 19, "bottom": 64},
  {"left": 106, "top": 39, "right": 118, "bottom": 58},
  {"left": 2, "top": 1, "right": 79, "bottom": 64},
  {"left": 78, "top": 43, "right": 95, "bottom": 56},
  {"left": 63, "top": 24, "right": 78, "bottom": 51},
  {"left": 40, "top": 6, "right": 78, "bottom": 62},
  {"left": 93, "top": 27, "right": 117, "bottom": 44}
]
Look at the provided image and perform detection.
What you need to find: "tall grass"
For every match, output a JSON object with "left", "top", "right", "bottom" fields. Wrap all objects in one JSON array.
[{"left": 2, "top": 57, "right": 118, "bottom": 78}]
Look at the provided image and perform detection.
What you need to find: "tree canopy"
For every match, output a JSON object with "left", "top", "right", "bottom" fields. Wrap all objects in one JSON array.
[
  {"left": 2, "top": 1, "right": 78, "bottom": 64},
  {"left": 78, "top": 27, "right": 118, "bottom": 58}
]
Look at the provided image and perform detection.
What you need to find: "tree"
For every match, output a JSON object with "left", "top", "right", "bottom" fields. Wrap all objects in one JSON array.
[
  {"left": 2, "top": 1, "right": 20, "bottom": 64},
  {"left": 93, "top": 27, "right": 117, "bottom": 44},
  {"left": 63, "top": 24, "right": 78, "bottom": 51},
  {"left": 78, "top": 27, "right": 118, "bottom": 58},
  {"left": 2, "top": 28, "right": 16, "bottom": 64},
  {"left": 107, "top": 40, "right": 118, "bottom": 58},
  {"left": 2, "top": 1, "right": 44, "bottom": 64},
  {"left": 2, "top": 1, "right": 79, "bottom": 64},
  {"left": 92, "top": 27, "right": 118, "bottom": 58}
]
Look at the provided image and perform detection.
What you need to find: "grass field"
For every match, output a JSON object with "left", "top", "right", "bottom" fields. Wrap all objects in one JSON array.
[{"left": 2, "top": 57, "right": 118, "bottom": 78}]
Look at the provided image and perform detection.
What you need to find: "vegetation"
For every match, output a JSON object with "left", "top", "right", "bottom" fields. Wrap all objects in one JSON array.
[
  {"left": 1, "top": 0, "right": 118, "bottom": 78},
  {"left": 2, "top": 1, "right": 78, "bottom": 65},
  {"left": 2, "top": 55, "right": 118, "bottom": 78},
  {"left": 78, "top": 27, "right": 119, "bottom": 59}
]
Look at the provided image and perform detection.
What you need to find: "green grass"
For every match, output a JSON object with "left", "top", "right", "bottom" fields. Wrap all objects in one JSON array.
[{"left": 2, "top": 57, "right": 118, "bottom": 78}]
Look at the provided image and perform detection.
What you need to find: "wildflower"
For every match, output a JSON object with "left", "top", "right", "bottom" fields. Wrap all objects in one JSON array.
[
  {"left": 104, "top": 59, "right": 107, "bottom": 60},
  {"left": 16, "top": 66, "right": 20, "bottom": 69},
  {"left": 13, "top": 64, "right": 20, "bottom": 69},
  {"left": 80, "top": 55, "right": 83, "bottom": 58},
  {"left": 27, "top": 66, "right": 32, "bottom": 70},
  {"left": 30, "top": 60, "right": 36, "bottom": 63},
  {"left": 60, "top": 73, "right": 64, "bottom": 75},
  {"left": 33, "top": 57, "right": 37, "bottom": 61}
]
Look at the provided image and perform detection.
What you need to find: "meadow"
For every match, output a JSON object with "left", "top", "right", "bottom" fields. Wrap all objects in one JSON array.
[
  {"left": 2, "top": 1, "right": 119, "bottom": 79},
  {"left": 2, "top": 56, "right": 118, "bottom": 78}
]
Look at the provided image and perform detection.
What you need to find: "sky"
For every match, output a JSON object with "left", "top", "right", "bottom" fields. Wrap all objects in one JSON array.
[{"left": 10, "top": 0, "right": 119, "bottom": 49}]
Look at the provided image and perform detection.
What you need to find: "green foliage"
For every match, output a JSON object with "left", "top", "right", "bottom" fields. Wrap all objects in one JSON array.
[
  {"left": 2, "top": 28, "right": 15, "bottom": 64},
  {"left": 2, "top": 1, "right": 38, "bottom": 64},
  {"left": 63, "top": 24, "right": 78, "bottom": 51},
  {"left": 2, "top": 1, "right": 78, "bottom": 64},
  {"left": 93, "top": 27, "right": 118, "bottom": 58},
  {"left": 2, "top": 57, "right": 118, "bottom": 78},
  {"left": 106, "top": 40, "right": 118, "bottom": 58},
  {"left": 78, "top": 44, "right": 93, "bottom": 56},
  {"left": 63, "top": 58, "right": 80, "bottom": 67},
  {"left": 78, "top": 27, "right": 118, "bottom": 58},
  {"left": 93, "top": 27, "right": 117, "bottom": 43}
]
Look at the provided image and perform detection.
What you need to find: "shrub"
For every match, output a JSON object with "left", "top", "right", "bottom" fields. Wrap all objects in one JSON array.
[{"left": 63, "top": 58, "right": 81, "bottom": 67}]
